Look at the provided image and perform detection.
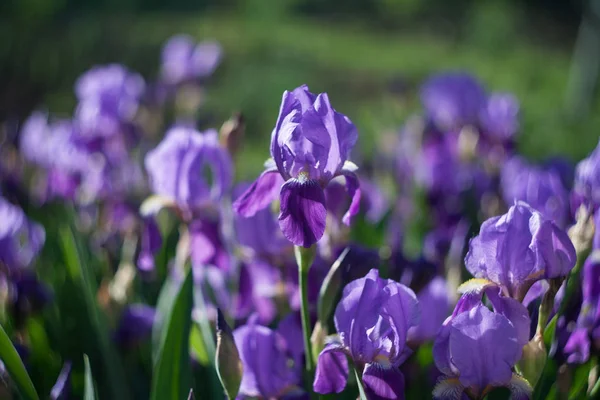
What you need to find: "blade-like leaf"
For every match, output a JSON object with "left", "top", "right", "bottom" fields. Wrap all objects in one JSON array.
[
  {"left": 83, "top": 354, "right": 97, "bottom": 400},
  {"left": 354, "top": 367, "right": 368, "bottom": 400},
  {"left": 58, "top": 225, "right": 129, "bottom": 400},
  {"left": 0, "top": 324, "right": 39, "bottom": 400},
  {"left": 150, "top": 268, "right": 194, "bottom": 400}
]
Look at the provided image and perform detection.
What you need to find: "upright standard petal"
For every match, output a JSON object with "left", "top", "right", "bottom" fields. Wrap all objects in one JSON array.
[
  {"left": 465, "top": 201, "right": 575, "bottom": 299},
  {"left": 233, "top": 169, "right": 284, "bottom": 217},
  {"left": 313, "top": 342, "right": 349, "bottom": 394},
  {"left": 573, "top": 140, "right": 600, "bottom": 209},
  {"left": 278, "top": 178, "right": 327, "bottom": 247}
]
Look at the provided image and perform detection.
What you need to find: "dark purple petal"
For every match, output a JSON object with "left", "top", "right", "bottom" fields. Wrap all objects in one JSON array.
[
  {"left": 233, "top": 169, "right": 283, "bottom": 217},
  {"left": 313, "top": 342, "right": 349, "bottom": 394},
  {"left": 277, "top": 312, "right": 305, "bottom": 371},
  {"left": 137, "top": 218, "right": 162, "bottom": 272},
  {"left": 235, "top": 261, "right": 279, "bottom": 324},
  {"left": 362, "top": 364, "right": 405, "bottom": 400},
  {"left": 564, "top": 328, "right": 591, "bottom": 364},
  {"left": 278, "top": 178, "right": 327, "bottom": 247},
  {"left": 449, "top": 305, "right": 520, "bottom": 392},
  {"left": 339, "top": 169, "right": 361, "bottom": 226},
  {"left": 114, "top": 304, "right": 156, "bottom": 347},
  {"left": 574, "top": 140, "right": 600, "bottom": 209}
]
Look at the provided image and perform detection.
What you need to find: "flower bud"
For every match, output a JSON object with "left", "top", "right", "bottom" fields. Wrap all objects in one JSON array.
[
  {"left": 518, "top": 334, "right": 547, "bottom": 387},
  {"left": 215, "top": 309, "right": 242, "bottom": 400}
]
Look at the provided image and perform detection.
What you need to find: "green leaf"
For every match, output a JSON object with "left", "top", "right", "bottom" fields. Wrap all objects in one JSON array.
[
  {"left": 150, "top": 269, "right": 194, "bottom": 400},
  {"left": 58, "top": 225, "right": 129, "bottom": 400},
  {"left": 151, "top": 274, "right": 182, "bottom": 364},
  {"left": 83, "top": 354, "right": 98, "bottom": 400},
  {"left": 354, "top": 368, "right": 368, "bottom": 400},
  {"left": 0, "top": 324, "right": 39, "bottom": 400}
]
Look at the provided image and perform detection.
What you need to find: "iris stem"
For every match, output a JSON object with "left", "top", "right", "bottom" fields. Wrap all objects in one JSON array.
[{"left": 294, "top": 245, "right": 316, "bottom": 389}]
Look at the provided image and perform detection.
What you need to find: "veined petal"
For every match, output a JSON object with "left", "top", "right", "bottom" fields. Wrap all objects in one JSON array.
[
  {"left": 432, "top": 377, "right": 464, "bottom": 400},
  {"left": 278, "top": 178, "right": 327, "bottom": 247},
  {"left": 486, "top": 287, "right": 531, "bottom": 348},
  {"left": 362, "top": 363, "right": 405, "bottom": 400},
  {"left": 313, "top": 342, "right": 349, "bottom": 394},
  {"left": 339, "top": 169, "right": 361, "bottom": 226},
  {"left": 233, "top": 169, "right": 284, "bottom": 217}
]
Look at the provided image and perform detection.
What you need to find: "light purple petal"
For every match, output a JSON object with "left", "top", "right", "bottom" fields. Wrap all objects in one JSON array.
[
  {"left": 362, "top": 364, "right": 405, "bottom": 400},
  {"left": 486, "top": 287, "right": 531, "bottom": 348},
  {"left": 409, "top": 277, "right": 451, "bottom": 342},
  {"left": 278, "top": 178, "right": 327, "bottom": 247},
  {"left": 340, "top": 169, "right": 361, "bottom": 226},
  {"left": 449, "top": 305, "right": 520, "bottom": 391},
  {"left": 313, "top": 342, "right": 349, "bottom": 394},
  {"left": 233, "top": 169, "right": 283, "bottom": 217},
  {"left": 564, "top": 328, "right": 591, "bottom": 364}
]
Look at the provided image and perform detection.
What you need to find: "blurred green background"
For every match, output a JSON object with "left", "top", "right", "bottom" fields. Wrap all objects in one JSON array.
[{"left": 1, "top": 0, "right": 599, "bottom": 179}]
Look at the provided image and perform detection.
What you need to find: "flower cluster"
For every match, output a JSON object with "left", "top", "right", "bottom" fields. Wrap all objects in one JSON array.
[{"left": 1, "top": 37, "right": 597, "bottom": 400}]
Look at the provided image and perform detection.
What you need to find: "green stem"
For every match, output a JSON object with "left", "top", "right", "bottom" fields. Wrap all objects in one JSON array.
[
  {"left": 295, "top": 245, "right": 316, "bottom": 397},
  {"left": 299, "top": 263, "right": 314, "bottom": 371}
]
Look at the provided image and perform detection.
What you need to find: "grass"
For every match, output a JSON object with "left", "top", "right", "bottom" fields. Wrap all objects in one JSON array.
[{"left": 9, "top": 8, "right": 600, "bottom": 180}]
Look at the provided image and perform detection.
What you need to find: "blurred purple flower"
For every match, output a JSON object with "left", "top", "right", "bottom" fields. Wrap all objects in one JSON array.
[
  {"left": 114, "top": 304, "right": 155, "bottom": 347},
  {"left": 433, "top": 302, "right": 531, "bottom": 399},
  {"left": 145, "top": 127, "right": 232, "bottom": 212},
  {"left": 501, "top": 156, "right": 570, "bottom": 227},
  {"left": 20, "top": 113, "right": 105, "bottom": 203},
  {"left": 420, "top": 72, "right": 486, "bottom": 130},
  {"left": 313, "top": 269, "right": 419, "bottom": 398},
  {"left": 233, "top": 183, "right": 290, "bottom": 259},
  {"left": 479, "top": 93, "right": 520, "bottom": 143},
  {"left": 233, "top": 320, "right": 300, "bottom": 398},
  {"left": 74, "top": 64, "right": 145, "bottom": 139},
  {"left": 161, "top": 35, "right": 222, "bottom": 85},
  {"left": 573, "top": 140, "right": 600, "bottom": 211},
  {"left": 189, "top": 218, "right": 230, "bottom": 272},
  {"left": 0, "top": 196, "right": 45, "bottom": 271},
  {"left": 463, "top": 201, "right": 576, "bottom": 301},
  {"left": 408, "top": 277, "right": 451, "bottom": 343},
  {"left": 233, "top": 85, "right": 360, "bottom": 248},
  {"left": 137, "top": 218, "right": 162, "bottom": 272},
  {"left": 235, "top": 261, "right": 280, "bottom": 324}
]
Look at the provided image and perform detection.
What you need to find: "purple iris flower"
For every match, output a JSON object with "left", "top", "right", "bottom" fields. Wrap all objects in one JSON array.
[
  {"left": 233, "top": 85, "right": 360, "bottom": 248},
  {"left": 0, "top": 196, "right": 45, "bottom": 272},
  {"left": 233, "top": 319, "right": 300, "bottom": 398},
  {"left": 145, "top": 126, "right": 232, "bottom": 214},
  {"left": 20, "top": 113, "right": 105, "bottom": 203},
  {"left": 313, "top": 269, "right": 419, "bottom": 399},
  {"left": 501, "top": 156, "right": 570, "bottom": 227},
  {"left": 161, "top": 35, "right": 222, "bottom": 85},
  {"left": 573, "top": 140, "right": 600, "bottom": 211},
  {"left": 189, "top": 218, "right": 230, "bottom": 272},
  {"left": 463, "top": 201, "right": 576, "bottom": 301},
  {"left": 420, "top": 72, "right": 486, "bottom": 130},
  {"left": 74, "top": 64, "right": 145, "bottom": 139},
  {"left": 137, "top": 218, "right": 162, "bottom": 272},
  {"left": 433, "top": 300, "right": 532, "bottom": 399},
  {"left": 114, "top": 304, "right": 156, "bottom": 347}
]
